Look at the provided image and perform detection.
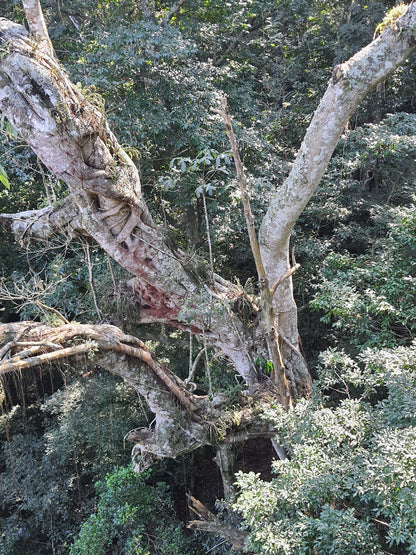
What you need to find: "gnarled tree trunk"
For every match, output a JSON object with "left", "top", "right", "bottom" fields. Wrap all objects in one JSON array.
[{"left": 0, "top": 4, "right": 416, "bottom": 542}]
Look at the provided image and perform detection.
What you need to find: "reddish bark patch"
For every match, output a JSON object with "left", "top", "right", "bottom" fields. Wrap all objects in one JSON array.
[{"left": 132, "top": 280, "right": 181, "bottom": 322}]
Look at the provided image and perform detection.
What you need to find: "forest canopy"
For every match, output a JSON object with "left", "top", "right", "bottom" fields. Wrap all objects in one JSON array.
[{"left": 0, "top": 1, "right": 416, "bottom": 554}]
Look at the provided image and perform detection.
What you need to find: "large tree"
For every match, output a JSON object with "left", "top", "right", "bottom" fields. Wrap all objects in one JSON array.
[{"left": 1, "top": 0, "right": 416, "bottom": 544}]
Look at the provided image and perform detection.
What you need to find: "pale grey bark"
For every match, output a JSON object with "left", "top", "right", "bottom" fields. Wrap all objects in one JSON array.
[
  {"left": 258, "top": 3, "right": 416, "bottom": 394},
  {"left": 0, "top": 18, "right": 260, "bottom": 386},
  {"left": 0, "top": 3, "right": 415, "bottom": 497},
  {"left": 21, "top": 0, "right": 54, "bottom": 56},
  {"left": 260, "top": 5, "right": 416, "bottom": 261},
  {"left": 0, "top": 197, "right": 84, "bottom": 241}
]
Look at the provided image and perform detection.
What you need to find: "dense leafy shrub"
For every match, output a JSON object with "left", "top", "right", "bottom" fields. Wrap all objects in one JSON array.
[
  {"left": 70, "top": 466, "right": 194, "bottom": 555},
  {"left": 233, "top": 343, "right": 416, "bottom": 553},
  {"left": 0, "top": 374, "right": 145, "bottom": 554}
]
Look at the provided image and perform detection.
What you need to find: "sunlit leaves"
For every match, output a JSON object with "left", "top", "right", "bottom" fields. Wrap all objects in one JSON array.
[
  {"left": 234, "top": 343, "right": 416, "bottom": 553},
  {"left": 0, "top": 165, "right": 9, "bottom": 190}
]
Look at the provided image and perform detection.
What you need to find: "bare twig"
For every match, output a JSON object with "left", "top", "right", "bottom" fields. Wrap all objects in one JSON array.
[
  {"left": 33, "top": 300, "right": 70, "bottom": 324},
  {"left": 83, "top": 241, "right": 103, "bottom": 320},
  {"left": 213, "top": 97, "right": 266, "bottom": 282},
  {"left": 185, "top": 346, "right": 206, "bottom": 386},
  {"left": 201, "top": 188, "right": 216, "bottom": 291},
  {"left": 270, "top": 263, "right": 301, "bottom": 298},
  {"left": 0, "top": 272, "right": 70, "bottom": 324}
]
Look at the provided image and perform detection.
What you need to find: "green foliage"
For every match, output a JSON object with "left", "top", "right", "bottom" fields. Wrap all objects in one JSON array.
[
  {"left": 374, "top": 3, "right": 408, "bottom": 36},
  {"left": 1, "top": 0, "right": 416, "bottom": 554},
  {"left": 294, "top": 113, "right": 416, "bottom": 355},
  {"left": 0, "top": 374, "right": 145, "bottom": 554},
  {"left": 0, "top": 165, "right": 9, "bottom": 191},
  {"left": 234, "top": 342, "right": 416, "bottom": 553},
  {"left": 70, "top": 466, "right": 192, "bottom": 555},
  {"left": 255, "top": 357, "right": 273, "bottom": 376}
]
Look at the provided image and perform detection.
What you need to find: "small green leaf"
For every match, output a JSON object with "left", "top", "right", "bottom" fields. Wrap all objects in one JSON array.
[{"left": 0, "top": 165, "right": 10, "bottom": 190}]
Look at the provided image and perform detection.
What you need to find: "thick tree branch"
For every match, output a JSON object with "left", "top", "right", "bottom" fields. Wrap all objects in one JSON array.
[
  {"left": 0, "top": 18, "right": 261, "bottom": 386},
  {"left": 0, "top": 342, "right": 94, "bottom": 374},
  {"left": 255, "top": 3, "right": 416, "bottom": 393},
  {"left": 0, "top": 196, "right": 84, "bottom": 241},
  {"left": 0, "top": 322, "right": 198, "bottom": 408},
  {"left": 187, "top": 495, "right": 248, "bottom": 551},
  {"left": 0, "top": 321, "right": 210, "bottom": 468},
  {"left": 0, "top": 322, "right": 283, "bottom": 471},
  {"left": 259, "top": 4, "right": 416, "bottom": 266},
  {"left": 21, "top": 0, "right": 55, "bottom": 56}
]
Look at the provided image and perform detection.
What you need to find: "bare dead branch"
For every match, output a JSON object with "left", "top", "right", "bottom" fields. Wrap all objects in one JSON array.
[
  {"left": 82, "top": 240, "right": 103, "bottom": 320},
  {"left": 215, "top": 97, "right": 266, "bottom": 283},
  {"left": 0, "top": 273, "right": 70, "bottom": 324},
  {"left": 270, "top": 263, "right": 301, "bottom": 298},
  {"left": 187, "top": 495, "right": 248, "bottom": 551},
  {"left": 216, "top": 96, "right": 294, "bottom": 409}
]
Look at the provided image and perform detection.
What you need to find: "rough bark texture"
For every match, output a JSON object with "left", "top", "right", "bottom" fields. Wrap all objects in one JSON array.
[
  {"left": 0, "top": 321, "right": 280, "bottom": 475},
  {"left": 0, "top": 5, "right": 416, "bottom": 537},
  {"left": 0, "top": 0, "right": 415, "bottom": 409},
  {"left": 0, "top": 17, "right": 262, "bottom": 387}
]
